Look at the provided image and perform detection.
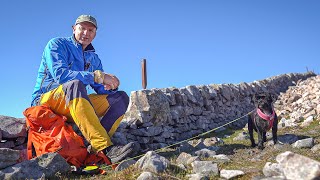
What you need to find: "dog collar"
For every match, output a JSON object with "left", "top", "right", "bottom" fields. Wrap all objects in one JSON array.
[{"left": 256, "top": 108, "right": 275, "bottom": 130}]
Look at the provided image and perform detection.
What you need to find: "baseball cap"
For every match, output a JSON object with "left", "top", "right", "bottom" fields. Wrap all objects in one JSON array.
[{"left": 75, "top": 15, "right": 98, "bottom": 29}]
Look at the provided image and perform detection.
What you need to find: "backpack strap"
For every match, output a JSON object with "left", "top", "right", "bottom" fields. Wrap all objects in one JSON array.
[
  {"left": 97, "top": 151, "right": 117, "bottom": 170},
  {"left": 27, "top": 130, "right": 35, "bottom": 160},
  {"left": 65, "top": 156, "right": 82, "bottom": 168}
]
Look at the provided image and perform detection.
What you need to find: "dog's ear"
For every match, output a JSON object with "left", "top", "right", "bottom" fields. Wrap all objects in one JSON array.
[{"left": 252, "top": 94, "right": 258, "bottom": 105}]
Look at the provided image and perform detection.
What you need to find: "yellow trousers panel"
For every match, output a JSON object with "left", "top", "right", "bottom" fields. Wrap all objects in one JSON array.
[{"left": 40, "top": 85, "right": 112, "bottom": 152}]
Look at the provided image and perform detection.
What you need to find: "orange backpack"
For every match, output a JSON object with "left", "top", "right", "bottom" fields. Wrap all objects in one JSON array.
[{"left": 23, "top": 104, "right": 113, "bottom": 169}]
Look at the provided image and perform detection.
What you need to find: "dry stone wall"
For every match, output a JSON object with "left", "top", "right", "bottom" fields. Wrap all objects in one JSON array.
[{"left": 113, "top": 72, "right": 316, "bottom": 150}]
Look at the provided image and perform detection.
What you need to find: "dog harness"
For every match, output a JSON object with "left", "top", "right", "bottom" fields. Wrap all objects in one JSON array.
[{"left": 255, "top": 108, "right": 275, "bottom": 130}]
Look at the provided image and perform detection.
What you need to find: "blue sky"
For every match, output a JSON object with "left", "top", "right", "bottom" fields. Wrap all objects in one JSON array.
[{"left": 0, "top": 1, "right": 319, "bottom": 118}]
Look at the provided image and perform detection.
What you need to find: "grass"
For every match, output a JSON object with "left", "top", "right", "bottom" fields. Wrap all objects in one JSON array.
[{"left": 64, "top": 119, "right": 320, "bottom": 180}]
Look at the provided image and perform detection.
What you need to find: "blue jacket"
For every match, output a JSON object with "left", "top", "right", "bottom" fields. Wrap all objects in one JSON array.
[{"left": 31, "top": 36, "right": 114, "bottom": 106}]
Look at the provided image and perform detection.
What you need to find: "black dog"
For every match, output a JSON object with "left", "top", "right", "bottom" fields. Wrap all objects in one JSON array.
[{"left": 248, "top": 92, "right": 278, "bottom": 149}]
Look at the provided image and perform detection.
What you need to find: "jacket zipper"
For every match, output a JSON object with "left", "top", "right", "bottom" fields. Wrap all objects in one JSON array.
[{"left": 83, "top": 51, "right": 88, "bottom": 71}]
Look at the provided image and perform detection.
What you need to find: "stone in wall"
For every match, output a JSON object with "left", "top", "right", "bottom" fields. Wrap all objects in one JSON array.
[
  {"left": 0, "top": 116, "right": 27, "bottom": 151},
  {"left": 124, "top": 89, "right": 173, "bottom": 126},
  {"left": 0, "top": 116, "right": 26, "bottom": 139}
]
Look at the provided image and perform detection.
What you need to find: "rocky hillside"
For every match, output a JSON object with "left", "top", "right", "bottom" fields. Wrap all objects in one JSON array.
[{"left": 274, "top": 75, "right": 320, "bottom": 128}]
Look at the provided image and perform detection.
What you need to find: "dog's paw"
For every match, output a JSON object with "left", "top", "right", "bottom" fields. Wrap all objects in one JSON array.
[
  {"left": 273, "top": 143, "right": 285, "bottom": 149},
  {"left": 277, "top": 140, "right": 284, "bottom": 145}
]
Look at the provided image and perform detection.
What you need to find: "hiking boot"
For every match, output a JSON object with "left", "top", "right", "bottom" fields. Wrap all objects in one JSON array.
[{"left": 103, "top": 142, "right": 140, "bottom": 163}]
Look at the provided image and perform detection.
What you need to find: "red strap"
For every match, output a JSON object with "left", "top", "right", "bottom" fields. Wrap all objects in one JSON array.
[
  {"left": 96, "top": 151, "right": 117, "bottom": 170},
  {"left": 257, "top": 108, "right": 275, "bottom": 121},
  {"left": 99, "top": 169, "right": 107, "bottom": 175},
  {"left": 66, "top": 157, "right": 82, "bottom": 168},
  {"left": 27, "top": 131, "right": 34, "bottom": 160},
  {"left": 256, "top": 108, "right": 275, "bottom": 130}
]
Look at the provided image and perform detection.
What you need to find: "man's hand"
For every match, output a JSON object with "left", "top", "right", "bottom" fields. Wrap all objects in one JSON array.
[{"left": 103, "top": 74, "right": 120, "bottom": 90}]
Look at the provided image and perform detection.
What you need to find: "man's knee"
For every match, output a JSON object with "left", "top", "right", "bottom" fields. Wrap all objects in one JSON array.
[
  {"left": 107, "top": 91, "right": 129, "bottom": 109},
  {"left": 118, "top": 91, "right": 129, "bottom": 108},
  {"left": 62, "top": 80, "right": 89, "bottom": 104}
]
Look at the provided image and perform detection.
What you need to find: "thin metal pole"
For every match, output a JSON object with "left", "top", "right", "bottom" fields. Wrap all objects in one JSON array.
[{"left": 141, "top": 59, "right": 147, "bottom": 89}]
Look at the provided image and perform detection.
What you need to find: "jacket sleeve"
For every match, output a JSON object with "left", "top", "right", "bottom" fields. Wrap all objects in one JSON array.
[
  {"left": 90, "top": 55, "right": 118, "bottom": 95},
  {"left": 44, "top": 38, "right": 95, "bottom": 85}
]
